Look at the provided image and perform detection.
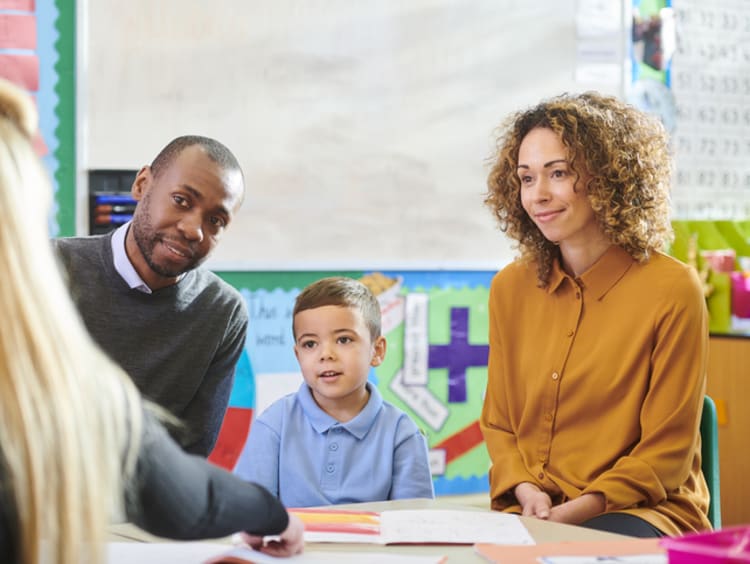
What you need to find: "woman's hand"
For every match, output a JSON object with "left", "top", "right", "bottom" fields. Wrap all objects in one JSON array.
[
  {"left": 514, "top": 482, "right": 553, "bottom": 519},
  {"left": 548, "top": 493, "right": 606, "bottom": 525},
  {"left": 238, "top": 513, "right": 305, "bottom": 557}
]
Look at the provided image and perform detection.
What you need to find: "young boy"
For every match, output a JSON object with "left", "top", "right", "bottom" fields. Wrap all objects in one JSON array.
[{"left": 237, "top": 276, "right": 434, "bottom": 507}]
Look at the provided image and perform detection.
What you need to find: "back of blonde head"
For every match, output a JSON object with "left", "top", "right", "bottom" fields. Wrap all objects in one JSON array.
[{"left": 0, "top": 80, "right": 142, "bottom": 564}]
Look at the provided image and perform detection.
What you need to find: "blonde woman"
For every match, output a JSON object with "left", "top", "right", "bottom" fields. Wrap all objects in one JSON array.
[
  {"left": 0, "top": 80, "right": 303, "bottom": 563},
  {"left": 481, "top": 92, "right": 710, "bottom": 537}
]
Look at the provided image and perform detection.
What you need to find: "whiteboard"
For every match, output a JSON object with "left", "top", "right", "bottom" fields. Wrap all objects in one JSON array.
[{"left": 80, "top": 0, "right": 625, "bottom": 269}]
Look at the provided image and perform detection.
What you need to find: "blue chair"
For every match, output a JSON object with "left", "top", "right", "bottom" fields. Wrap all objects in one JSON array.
[{"left": 701, "top": 395, "right": 721, "bottom": 529}]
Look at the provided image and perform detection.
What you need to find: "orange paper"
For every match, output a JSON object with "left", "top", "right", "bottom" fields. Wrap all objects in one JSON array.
[{"left": 474, "top": 538, "right": 664, "bottom": 564}]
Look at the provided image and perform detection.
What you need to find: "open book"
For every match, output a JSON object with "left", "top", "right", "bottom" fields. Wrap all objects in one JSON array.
[{"left": 290, "top": 508, "right": 535, "bottom": 545}]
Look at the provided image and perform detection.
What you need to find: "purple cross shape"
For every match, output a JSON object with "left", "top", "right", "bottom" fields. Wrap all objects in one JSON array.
[{"left": 428, "top": 307, "right": 489, "bottom": 403}]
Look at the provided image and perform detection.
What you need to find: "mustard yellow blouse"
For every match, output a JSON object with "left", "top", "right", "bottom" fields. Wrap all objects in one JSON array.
[{"left": 480, "top": 245, "right": 711, "bottom": 534}]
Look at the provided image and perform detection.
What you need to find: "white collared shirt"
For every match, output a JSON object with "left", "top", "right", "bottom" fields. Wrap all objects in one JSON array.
[{"left": 111, "top": 222, "right": 152, "bottom": 294}]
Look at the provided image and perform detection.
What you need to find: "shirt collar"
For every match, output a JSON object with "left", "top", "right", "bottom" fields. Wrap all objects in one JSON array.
[
  {"left": 297, "top": 381, "right": 383, "bottom": 439},
  {"left": 547, "top": 245, "right": 635, "bottom": 300},
  {"left": 111, "top": 222, "right": 152, "bottom": 294}
]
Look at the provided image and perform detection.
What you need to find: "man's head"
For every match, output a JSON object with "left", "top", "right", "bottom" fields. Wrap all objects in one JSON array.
[{"left": 126, "top": 135, "right": 245, "bottom": 290}]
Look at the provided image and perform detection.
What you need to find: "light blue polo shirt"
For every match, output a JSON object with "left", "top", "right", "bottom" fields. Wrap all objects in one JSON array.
[{"left": 237, "top": 382, "right": 434, "bottom": 507}]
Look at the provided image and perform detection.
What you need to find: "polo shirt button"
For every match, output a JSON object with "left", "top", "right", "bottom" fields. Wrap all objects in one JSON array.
[
  {"left": 551, "top": 372, "right": 559, "bottom": 380},
  {"left": 326, "top": 464, "right": 335, "bottom": 473},
  {"left": 329, "top": 443, "right": 338, "bottom": 451}
]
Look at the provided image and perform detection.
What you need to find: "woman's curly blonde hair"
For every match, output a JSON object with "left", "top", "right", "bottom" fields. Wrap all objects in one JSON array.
[{"left": 485, "top": 91, "right": 673, "bottom": 287}]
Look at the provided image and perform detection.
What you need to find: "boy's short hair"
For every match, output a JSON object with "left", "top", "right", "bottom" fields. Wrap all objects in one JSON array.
[{"left": 293, "top": 277, "right": 382, "bottom": 340}]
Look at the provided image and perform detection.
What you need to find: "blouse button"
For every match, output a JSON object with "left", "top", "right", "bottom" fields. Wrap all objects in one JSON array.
[
  {"left": 567, "top": 330, "right": 574, "bottom": 337},
  {"left": 551, "top": 372, "right": 559, "bottom": 380},
  {"left": 326, "top": 464, "right": 335, "bottom": 473},
  {"left": 329, "top": 443, "right": 339, "bottom": 451},
  {"left": 575, "top": 292, "right": 581, "bottom": 299},
  {"left": 538, "top": 472, "right": 544, "bottom": 480}
]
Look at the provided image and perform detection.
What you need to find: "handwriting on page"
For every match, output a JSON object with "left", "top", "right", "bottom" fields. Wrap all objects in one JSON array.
[{"left": 380, "top": 510, "right": 534, "bottom": 545}]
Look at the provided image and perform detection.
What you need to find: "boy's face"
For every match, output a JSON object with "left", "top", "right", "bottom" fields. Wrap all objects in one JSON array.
[{"left": 294, "top": 305, "right": 386, "bottom": 420}]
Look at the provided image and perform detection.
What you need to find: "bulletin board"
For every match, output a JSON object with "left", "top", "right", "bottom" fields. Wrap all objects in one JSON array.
[
  {"left": 80, "top": 0, "right": 625, "bottom": 270},
  {"left": 209, "top": 270, "right": 495, "bottom": 496},
  {"left": 0, "top": 0, "right": 75, "bottom": 236}
]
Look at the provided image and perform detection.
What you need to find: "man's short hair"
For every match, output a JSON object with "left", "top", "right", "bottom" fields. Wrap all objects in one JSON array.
[{"left": 150, "top": 135, "right": 243, "bottom": 182}]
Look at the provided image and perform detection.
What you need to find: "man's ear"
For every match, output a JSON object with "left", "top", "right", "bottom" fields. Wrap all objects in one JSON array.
[
  {"left": 131, "top": 165, "right": 152, "bottom": 201},
  {"left": 370, "top": 336, "right": 387, "bottom": 367}
]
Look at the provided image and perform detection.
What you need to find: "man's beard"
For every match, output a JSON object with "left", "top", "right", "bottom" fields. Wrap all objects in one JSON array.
[{"left": 132, "top": 208, "right": 202, "bottom": 278}]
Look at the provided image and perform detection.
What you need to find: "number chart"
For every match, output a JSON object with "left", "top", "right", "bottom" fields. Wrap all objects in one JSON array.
[{"left": 671, "top": 0, "right": 750, "bottom": 219}]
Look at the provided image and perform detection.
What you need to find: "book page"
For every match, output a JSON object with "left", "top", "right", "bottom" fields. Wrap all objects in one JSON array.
[{"left": 380, "top": 509, "right": 534, "bottom": 545}]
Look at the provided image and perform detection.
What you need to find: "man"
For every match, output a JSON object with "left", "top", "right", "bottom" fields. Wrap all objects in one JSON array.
[{"left": 54, "top": 135, "right": 248, "bottom": 456}]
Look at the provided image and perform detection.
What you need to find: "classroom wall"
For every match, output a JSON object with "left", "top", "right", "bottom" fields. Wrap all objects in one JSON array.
[{"left": 80, "top": 0, "right": 625, "bottom": 269}]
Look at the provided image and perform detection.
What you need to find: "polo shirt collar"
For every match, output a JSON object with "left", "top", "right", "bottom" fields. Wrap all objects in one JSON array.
[
  {"left": 297, "top": 381, "right": 384, "bottom": 439},
  {"left": 547, "top": 245, "right": 635, "bottom": 300}
]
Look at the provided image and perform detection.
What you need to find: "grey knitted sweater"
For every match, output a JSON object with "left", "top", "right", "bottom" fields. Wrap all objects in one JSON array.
[{"left": 52, "top": 233, "right": 249, "bottom": 456}]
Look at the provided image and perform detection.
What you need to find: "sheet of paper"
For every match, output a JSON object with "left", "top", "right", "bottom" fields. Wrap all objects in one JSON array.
[
  {"left": 381, "top": 509, "right": 533, "bottom": 545},
  {"left": 207, "top": 547, "right": 446, "bottom": 563},
  {"left": 475, "top": 538, "right": 664, "bottom": 564},
  {"left": 540, "top": 556, "right": 666, "bottom": 564},
  {"left": 109, "top": 542, "right": 447, "bottom": 564},
  {"left": 107, "top": 542, "right": 229, "bottom": 564}
]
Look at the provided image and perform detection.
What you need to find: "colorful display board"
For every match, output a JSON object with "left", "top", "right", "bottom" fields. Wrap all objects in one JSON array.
[{"left": 0, "top": 0, "right": 76, "bottom": 236}]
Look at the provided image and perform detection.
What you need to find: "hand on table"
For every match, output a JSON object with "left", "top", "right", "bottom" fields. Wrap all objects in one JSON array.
[
  {"left": 515, "top": 482, "right": 553, "bottom": 519},
  {"left": 237, "top": 513, "right": 305, "bottom": 557}
]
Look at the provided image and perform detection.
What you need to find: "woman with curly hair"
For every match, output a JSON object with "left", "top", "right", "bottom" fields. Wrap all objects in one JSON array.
[{"left": 480, "top": 92, "right": 710, "bottom": 537}]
